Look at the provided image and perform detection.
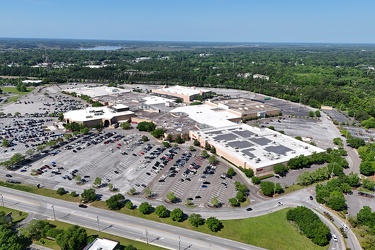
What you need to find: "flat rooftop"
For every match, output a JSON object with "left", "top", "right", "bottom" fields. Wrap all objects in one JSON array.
[
  {"left": 84, "top": 238, "right": 118, "bottom": 250},
  {"left": 170, "top": 104, "right": 240, "bottom": 128},
  {"left": 208, "top": 98, "right": 280, "bottom": 113},
  {"left": 63, "top": 86, "right": 131, "bottom": 98},
  {"left": 154, "top": 112, "right": 197, "bottom": 134},
  {"left": 196, "top": 124, "right": 325, "bottom": 170},
  {"left": 153, "top": 85, "right": 211, "bottom": 96},
  {"left": 143, "top": 95, "right": 176, "bottom": 105},
  {"left": 64, "top": 106, "right": 134, "bottom": 122}
]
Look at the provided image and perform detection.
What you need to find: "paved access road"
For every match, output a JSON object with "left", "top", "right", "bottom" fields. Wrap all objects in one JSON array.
[{"left": 0, "top": 186, "right": 265, "bottom": 250}]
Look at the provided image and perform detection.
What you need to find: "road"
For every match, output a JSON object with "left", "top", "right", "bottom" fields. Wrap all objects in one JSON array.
[
  {"left": 0, "top": 186, "right": 361, "bottom": 250},
  {"left": 0, "top": 186, "right": 265, "bottom": 250}
]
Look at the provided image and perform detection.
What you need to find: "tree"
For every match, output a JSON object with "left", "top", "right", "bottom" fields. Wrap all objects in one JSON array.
[
  {"left": 93, "top": 177, "right": 102, "bottom": 187},
  {"left": 327, "top": 191, "right": 347, "bottom": 211},
  {"left": 260, "top": 181, "right": 283, "bottom": 197},
  {"left": 58, "top": 112, "right": 64, "bottom": 122},
  {"left": 136, "top": 121, "right": 156, "bottom": 132},
  {"left": 125, "top": 245, "right": 137, "bottom": 250},
  {"left": 155, "top": 205, "right": 169, "bottom": 218},
  {"left": 251, "top": 176, "right": 261, "bottom": 184},
  {"left": 120, "top": 122, "right": 132, "bottom": 130},
  {"left": 210, "top": 146, "right": 216, "bottom": 154},
  {"left": 106, "top": 194, "right": 125, "bottom": 210},
  {"left": 166, "top": 192, "right": 178, "bottom": 203},
  {"left": 189, "top": 145, "right": 195, "bottom": 151},
  {"left": 175, "top": 135, "right": 184, "bottom": 144},
  {"left": 108, "top": 183, "right": 114, "bottom": 191},
  {"left": 273, "top": 163, "right": 289, "bottom": 177},
  {"left": 25, "top": 149, "right": 35, "bottom": 157},
  {"left": 81, "top": 189, "right": 97, "bottom": 203},
  {"left": 56, "top": 225, "right": 88, "bottom": 250},
  {"left": 208, "top": 155, "right": 218, "bottom": 165},
  {"left": 206, "top": 217, "right": 223, "bottom": 232},
  {"left": 1, "top": 139, "right": 10, "bottom": 148},
  {"left": 125, "top": 200, "right": 133, "bottom": 209},
  {"left": 205, "top": 142, "right": 211, "bottom": 151},
  {"left": 201, "top": 150, "right": 209, "bottom": 158},
  {"left": 226, "top": 168, "right": 235, "bottom": 178},
  {"left": 362, "top": 179, "right": 375, "bottom": 191},
  {"left": 228, "top": 197, "right": 240, "bottom": 207},
  {"left": 166, "top": 134, "right": 173, "bottom": 142},
  {"left": 243, "top": 168, "right": 254, "bottom": 178},
  {"left": 193, "top": 139, "right": 200, "bottom": 147},
  {"left": 189, "top": 213, "right": 204, "bottom": 227},
  {"left": 360, "top": 161, "right": 375, "bottom": 176},
  {"left": 144, "top": 186, "right": 152, "bottom": 198},
  {"left": 315, "top": 110, "right": 321, "bottom": 117},
  {"left": 141, "top": 135, "right": 149, "bottom": 142},
  {"left": 0, "top": 225, "right": 31, "bottom": 250},
  {"left": 347, "top": 172, "right": 360, "bottom": 187},
  {"left": 211, "top": 196, "right": 220, "bottom": 208},
  {"left": 138, "top": 202, "right": 152, "bottom": 214},
  {"left": 170, "top": 208, "right": 184, "bottom": 222},
  {"left": 127, "top": 187, "right": 136, "bottom": 196},
  {"left": 151, "top": 128, "right": 165, "bottom": 138},
  {"left": 162, "top": 141, "right": 170, "bottom": 148},
  {"left": 56, "top": 187, "right": 66, "bottom": 196},
  {"left": 308, "top": 111, "right": 314, "bottom": 117},
  {"left": 347, "top": 137, "right": 365, "bottom": 149},
  {"left": 75, "top": 175, "right": 82, "bottom": 184},
  {"left": 236, "top": 191, "right": 246, "bottom": 203}
]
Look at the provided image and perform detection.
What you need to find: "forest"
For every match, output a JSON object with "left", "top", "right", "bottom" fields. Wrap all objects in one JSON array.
[{"left": 1, "top": 39, "right": 375, "bottom": 121}]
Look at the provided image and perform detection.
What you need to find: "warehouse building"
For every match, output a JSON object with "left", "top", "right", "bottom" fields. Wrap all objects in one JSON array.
[{"left": 190, "top": 124, "right": 324, "bottom": 176}]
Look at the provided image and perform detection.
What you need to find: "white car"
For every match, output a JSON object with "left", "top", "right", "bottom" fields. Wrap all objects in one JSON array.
[
  {"left": 332, "top": 234, "right": 338, "bottom": 242},
  {"left": 277, "top": 201, "right": 283, "bottom": 206}
]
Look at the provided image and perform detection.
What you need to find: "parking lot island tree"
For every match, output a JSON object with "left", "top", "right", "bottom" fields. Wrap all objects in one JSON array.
[
  {"left": 56, "top": 187, "right": 67, "bottom": 196},
  {"left": 166, "top": 192, "right": 178, "bottom": 203},
  {"left": 208, "top": 155, "right": 218, "bottom": 165},
  {"left": 144, "top": 186, "right": 152, "bottom": 198},
  {"left": 125, "top": 200, "right": 134, "bottom": 210},
  {"left": 127, "top": 187, "right": 136, "bottom": 196},
  {"left": 273, "top": 163, "right": 289, "bottom": 177},
  {"left": 211, "top": 196, "right": 220, "bottom": 208},
  {"left": 93, "top": 177, "right": 102, "bottom": 188},
  {"left": 201, "top": 150, "right": 209, "bottom": 158}
]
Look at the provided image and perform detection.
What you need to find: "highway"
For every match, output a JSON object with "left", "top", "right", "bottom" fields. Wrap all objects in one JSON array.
[
  {"left": 0, "top": 186, "right": 361, "bottom": 250},
  {"left": 0, "top": 186, "right": 265, "bottom": 250}
]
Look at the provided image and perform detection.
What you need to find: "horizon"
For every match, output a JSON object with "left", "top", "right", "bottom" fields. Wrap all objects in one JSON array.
[{"left": 2, "top": 0, "right": 375, "bottom": 44}]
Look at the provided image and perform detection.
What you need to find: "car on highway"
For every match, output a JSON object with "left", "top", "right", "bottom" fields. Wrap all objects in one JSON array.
[
  {"left": 309, "top": 196, "right": 314, "bottom": 200},
  {"left": 5, "top": 174, "right": 12, "bottom": 178},
  {"left": 78, "top": 204, "right": 87, "bottom": 208},
  {"left": 277, "top": 201, "right": 283, "bottom": 206},
  {"left": 332, "top": 234, "right": 338, "bottom": 242},
  {"left": 246, "top": 207, "right": 253, "bottom": 211}
]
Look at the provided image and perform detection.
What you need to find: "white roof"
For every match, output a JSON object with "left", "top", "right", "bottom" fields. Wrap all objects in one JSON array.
[
  {"left": 170, "top": 104, "right": 239, "bottom": 128},
  {"left": 85, "top": 238, "right": 118, "bottom": 250},
  {"left": 63, "top": 86, "right": 130, "bottom": 98},
  {"left": 64, "top": 107, "right": 133, "bottom": 122},
  {"left": 195, "top": 124, "right": 325, "bottom": 170},
  {"left": 112, "top": 103, "right": 128, "bottom": 109},
  {"left": 22, "top": 80, "right": 42, "bottom": 84},
  {"left": 143, "top": 96, "right": 175, "bottom": 105},
  {"left": 156, "top": 85, "right": 210, "bottom": 96}
]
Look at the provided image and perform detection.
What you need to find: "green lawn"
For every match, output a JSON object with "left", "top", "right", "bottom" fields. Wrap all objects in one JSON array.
[
  {"left": 0, "top": 86, "right": 35, "bottom": 103},
  {"left": 0, "top": 181, "right": 80, "bottom": 203},
  {"left": 34, "top": 220, "right": 164, "bottom": 250},
  {"left": 0, "top": 207, "right": 28, "bottom": 225}
]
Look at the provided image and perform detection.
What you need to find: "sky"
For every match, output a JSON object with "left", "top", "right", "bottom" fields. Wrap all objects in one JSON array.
[{"left": 1, "top": 0, "right": 375, "bottom": 43}]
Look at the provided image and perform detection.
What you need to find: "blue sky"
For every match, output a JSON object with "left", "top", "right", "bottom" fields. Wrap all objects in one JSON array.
[{"left": 1, "top": 0, "right": 374, "bottom": 43}]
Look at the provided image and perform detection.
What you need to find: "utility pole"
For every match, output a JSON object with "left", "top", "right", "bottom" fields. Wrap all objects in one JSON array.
[
  {"left": 145, "top": 228, "right": 148, "bottom": 244},
  {"left": 178, "top": 235, "right": 181, "bottom": 250},
  {"left": 97, "top": 216, "right": 100, "bottom": 232},
  {"left": 51, "top": 205, "right": 56, "bottom": 220},
  {"left": 0, "top": 194, "right": 4, "bottom": 207}
]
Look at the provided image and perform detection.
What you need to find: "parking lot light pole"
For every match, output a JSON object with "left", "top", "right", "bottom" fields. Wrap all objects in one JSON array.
[
  {"left": 97, "top": 216, "right": 100, "bottom": 232},
  {"left": 145, "top": 228, "right": 148, "bottom": 244},
  {"left": 0, "top": 194, "right": 4, "bottom": 207},
  {"left": 51, "top": 205, "right": 56, "bottom": 220},
  {"left": 178, "top": 235, "right": 181, "bottom": 250}
]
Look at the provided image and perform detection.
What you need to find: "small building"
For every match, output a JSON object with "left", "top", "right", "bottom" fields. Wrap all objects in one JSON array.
[
  {"left": 152, "top": 85, "right": 212, "bottom": 103},
  {"left": 83, "top": 238, "right": 119, "bottom": 250}
]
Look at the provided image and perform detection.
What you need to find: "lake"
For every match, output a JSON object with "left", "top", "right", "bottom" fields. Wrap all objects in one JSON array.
[{"left": 79, "top": 46, "right": 122, "bottom": 51}]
